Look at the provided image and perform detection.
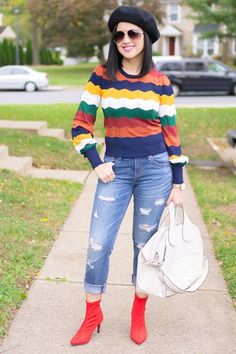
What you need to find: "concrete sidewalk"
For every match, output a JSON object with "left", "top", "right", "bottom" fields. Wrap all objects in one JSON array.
[{"left": 1, "top": 169, "right": 236, "bottom": 354}]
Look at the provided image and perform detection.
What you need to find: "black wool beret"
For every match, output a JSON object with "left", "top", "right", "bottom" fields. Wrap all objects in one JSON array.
[{"left": 108, "top": 6, "right": 160, "bottom": 44}]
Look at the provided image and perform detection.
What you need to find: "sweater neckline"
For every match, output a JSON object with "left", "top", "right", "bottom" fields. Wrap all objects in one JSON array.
[{"left": 118, "top": 66, "right": 142, "bottom": 79}]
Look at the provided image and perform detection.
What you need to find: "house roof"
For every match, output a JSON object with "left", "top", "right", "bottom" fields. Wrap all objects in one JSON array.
[
  {"left": 194, "top": 24, "right": 219, "bottom": 33},
  {"left": 160, "top": 24, "right": 182, "bottom": 37},
  {"left": 0, "top": 25, "right": 16, "bottom": 39}
]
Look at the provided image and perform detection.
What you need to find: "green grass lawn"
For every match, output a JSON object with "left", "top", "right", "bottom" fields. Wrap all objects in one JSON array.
[
  {"left": 0, "top": 170, "right": 83, "bottom": 339},
  {"left": 178, "top": 108, "right": 236, "bottom": 306},
  {"left": 0, "top": 129, "right": 92, "bottom": 170},
  {"left": 178, "top": 107, "right": 235, "bottom": 160},
  {"left": 0, "top": 104, "right": 105, "bottom": 137},
  {"left": 188, "top": 167, "right": 236, "bottom": 303},
  {"left": 0, "top": 104, "right": 104, "bottom": 170},
  {"left": 34, "top": 63, "right": 98, "bottom": 86},
  {"left": 33, "top": 61, "right": 236, "bottom": 86},
  {"left": 0, "top": 104, "right": 78, "bottom": 135}
]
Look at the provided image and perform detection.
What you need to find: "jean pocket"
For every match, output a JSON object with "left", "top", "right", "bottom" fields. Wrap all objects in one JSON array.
[
  {"left": 149, "top": 152, "right": 170, "bottom": 167},
  {"left": 104, "top": 156, "right": 121, "bottom": 166}
]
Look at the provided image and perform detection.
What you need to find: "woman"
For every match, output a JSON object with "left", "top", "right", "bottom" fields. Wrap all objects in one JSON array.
[{"left": 70, "top": 5, "right": 188, "bottom": 346}]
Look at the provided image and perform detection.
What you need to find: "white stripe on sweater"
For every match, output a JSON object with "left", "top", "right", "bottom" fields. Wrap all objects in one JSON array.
[
  {"left": 81, "top": 90, "right": 101, "bottom": 107},
  {"left": 101, "top": 97, "right": 160, "bottom": 112},
  {"left": 159, "top": 104, "right": 176, "bottom": 117},
  {"left": 74, "top": 138, "right": 97, "bottom": 153}
]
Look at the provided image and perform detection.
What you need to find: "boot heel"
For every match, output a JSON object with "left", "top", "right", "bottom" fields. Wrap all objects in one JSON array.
[{"left": 70, "top": 300, "right": 103, "bottom": 346}]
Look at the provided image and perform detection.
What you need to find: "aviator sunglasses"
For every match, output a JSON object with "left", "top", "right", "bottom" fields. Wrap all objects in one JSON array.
[{"left": 112, "top": 29, "right": 144, "bottom": 44}]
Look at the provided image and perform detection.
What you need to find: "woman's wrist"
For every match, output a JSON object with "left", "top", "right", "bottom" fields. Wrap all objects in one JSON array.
[{"left": 173, "top": 183, "right": 185, "bottom": 190}]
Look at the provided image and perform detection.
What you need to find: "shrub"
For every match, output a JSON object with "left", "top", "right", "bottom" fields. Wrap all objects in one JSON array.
[
  {"left": 26, "top": 40, "right": 33, "bottom": 65},
  {"left": 40, "top": 47, "right": 62, "bottom": 65}
]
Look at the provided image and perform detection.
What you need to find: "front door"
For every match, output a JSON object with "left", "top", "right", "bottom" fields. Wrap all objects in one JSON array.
[{"left": 169, "top": 37, "right": 175, "bottom": 55}]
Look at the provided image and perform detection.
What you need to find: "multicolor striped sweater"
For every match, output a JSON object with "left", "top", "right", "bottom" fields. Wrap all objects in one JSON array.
[{"left": 72, "top": 65, "right": 188, "bottom": 184}]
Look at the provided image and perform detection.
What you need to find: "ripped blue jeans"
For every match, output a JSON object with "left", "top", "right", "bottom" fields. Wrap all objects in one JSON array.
[{"left": 84, "top": 152, "right": 173, "bottom": 294}]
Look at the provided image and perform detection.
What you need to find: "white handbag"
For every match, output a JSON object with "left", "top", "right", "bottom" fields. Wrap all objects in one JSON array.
[{"left": 137, "top": 202, "right": 208, "bottom": 298}]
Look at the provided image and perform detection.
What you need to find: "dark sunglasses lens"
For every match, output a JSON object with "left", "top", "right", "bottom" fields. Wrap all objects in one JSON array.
[
  {"left": 113, "top": 31, "right": 124, "bottom": 43},
  {"left": 113, "top": 30, "right": 142, "bottom": 43},
  {"left": 128, "top": 30, "right": 141, "bottom": 39}
]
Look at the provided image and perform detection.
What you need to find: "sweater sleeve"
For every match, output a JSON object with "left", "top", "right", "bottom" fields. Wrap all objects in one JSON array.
[
  {"left": 158, "top": 75, "right": 188, "bottom": 184},
  {"left": 71, "top": 67, "right": 103, "bottom": 169}
]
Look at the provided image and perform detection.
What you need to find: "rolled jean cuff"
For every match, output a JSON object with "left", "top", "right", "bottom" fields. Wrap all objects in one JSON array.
[{"left": 84, "top": 282, "right": 106, "bottom": 294}]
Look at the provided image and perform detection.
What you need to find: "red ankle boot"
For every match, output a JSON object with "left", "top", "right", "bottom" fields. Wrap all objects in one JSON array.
[
  {"left": 70, "top": 300, "right": 103, "bottom": 346},
  {"left": 130, "top": 294, "right": 148, "bottom": 345}
]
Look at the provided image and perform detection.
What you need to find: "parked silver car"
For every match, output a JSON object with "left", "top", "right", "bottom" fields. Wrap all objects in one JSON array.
[{"left": 0, "top": 65, "right": 49, "bottom": 92}]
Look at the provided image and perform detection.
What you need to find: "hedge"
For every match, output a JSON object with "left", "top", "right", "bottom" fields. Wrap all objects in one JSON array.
[{"left": 0, "top": 39, "right": 62, "bottom": 66}]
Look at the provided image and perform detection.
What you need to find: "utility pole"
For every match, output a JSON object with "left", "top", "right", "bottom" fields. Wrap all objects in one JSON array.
[{"left": 13, "top": 7, "right": 20, "bottom": 65}]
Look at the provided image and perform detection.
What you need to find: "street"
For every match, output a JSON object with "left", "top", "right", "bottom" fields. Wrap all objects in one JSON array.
[{"left": 0, "top": 88, "right": 236, "bottom": 107}]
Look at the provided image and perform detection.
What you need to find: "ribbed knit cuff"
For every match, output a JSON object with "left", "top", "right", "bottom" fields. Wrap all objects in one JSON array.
[
  {"left": 171, "top": 164, "right": 184, "bottom": 184},
  {"left": 85, "top": 147, "right": 103, "bottom": 169}
]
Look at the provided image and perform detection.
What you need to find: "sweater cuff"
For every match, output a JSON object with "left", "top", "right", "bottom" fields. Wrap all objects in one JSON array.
[
  {"left": 85, "top": 147, "right": 103, "bottom": 169},
  {"left": 171, "top": 164, "right": 184, "bottom": 184}
]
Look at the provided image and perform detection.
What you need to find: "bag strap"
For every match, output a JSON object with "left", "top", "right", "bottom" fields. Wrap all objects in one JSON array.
[{"left": 168, "top": 203, "right": 184, "bottom": 246}]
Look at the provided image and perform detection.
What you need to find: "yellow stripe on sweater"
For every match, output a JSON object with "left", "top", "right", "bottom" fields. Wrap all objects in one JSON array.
[
  {"left": 102, "top": 88, "right": 174, "bottom": 104},
  {"left": 72, "top": 133, "right": 92, "bottom": 146},
  {"left": 85, "top": 81, "right": 101, "bottom": 95}
]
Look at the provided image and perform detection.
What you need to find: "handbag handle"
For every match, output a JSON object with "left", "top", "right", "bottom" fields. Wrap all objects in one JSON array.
[{"left": 168, "top": 202, "right": 184, "bottom": 246}]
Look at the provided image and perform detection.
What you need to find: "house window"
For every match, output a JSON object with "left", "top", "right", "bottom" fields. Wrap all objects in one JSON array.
[
  {"left": 207, "top": 38, "right": 215, "bottom": 55},
  {"left": 196, "top": 35, "right": 217, "bottom": 56},
  {"left": 196, "top": 37, "right": 204, "bottom": 55},
  {"left": 169, "top": 4, "right": 180, "bottom": 23}
]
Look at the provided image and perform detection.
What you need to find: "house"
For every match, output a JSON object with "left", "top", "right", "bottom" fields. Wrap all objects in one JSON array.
[
  {"left": 103, "top": 1, "right": 235, "bottom": 61},
  {"left": 0, "top": 13, "right": 16, "bottom": 41},
  {"left": 155, "top": 0, "right": 236, "bottom": 59}
]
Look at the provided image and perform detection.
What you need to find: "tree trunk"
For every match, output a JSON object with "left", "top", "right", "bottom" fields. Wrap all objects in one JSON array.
[
  {"left": 222, "top": 38, "right": 229, "bottom": 63},
  {"left": 31, "top": 19, "right": 40, "bottom": 65}
]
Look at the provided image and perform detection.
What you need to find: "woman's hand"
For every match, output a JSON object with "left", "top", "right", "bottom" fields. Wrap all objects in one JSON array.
[
  {"left": 166, "top": 186, "right": 183, "bottom": 207},
  {"left": 94, "top": 162, "right": 115, "bottom": 183}
]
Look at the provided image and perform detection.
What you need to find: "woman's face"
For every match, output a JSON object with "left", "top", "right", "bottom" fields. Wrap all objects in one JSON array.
[{"left": 114, "top": 22, "right": 144, "bottom": 61}]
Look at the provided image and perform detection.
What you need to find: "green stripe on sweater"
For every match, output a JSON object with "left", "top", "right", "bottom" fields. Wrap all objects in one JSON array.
[
  {"left": 79, "top": 101, "right": 98, "bottom": 116},
  {"left": 159, "top": 115, "right": 176, "bottom": 126},
  {"left": 80, "top": 143, "right": 97, "bottom": 154},
  {"left": 103, "top": 107, "right": 158, "bottom": 120}
]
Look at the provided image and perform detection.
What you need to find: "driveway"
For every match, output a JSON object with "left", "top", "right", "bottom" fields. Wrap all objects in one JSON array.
[
  {"left": 0, "top": 87, "right": 83, "bottom": 105},
  {"left": 0, "top": 87, "right": 236, "bottom": 107}
]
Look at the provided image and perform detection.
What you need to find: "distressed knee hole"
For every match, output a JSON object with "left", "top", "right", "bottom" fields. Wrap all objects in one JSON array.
[
  {"left": 140, "top": 207, "right": 152, "bottom": 215},
  {"left": 98, "top": 195, "right": 115, "bottom": 202},
  {"left": 93, "top": 210, "right": 99, "bottom": 219},
  {"left": 154, "top": 198, "right": 165, "bottom": 206},
  {"left": 137, "top": 242, "right": 145, "bottom": 250},
  {"left": 138, "top": 224, "right": 157, "bottom": 232},
  {"left": 89, "top": 238, "right": 103, "bottom": 251},
  {"left": 86, "top": 260, "right": 95, "bottom": 270}
]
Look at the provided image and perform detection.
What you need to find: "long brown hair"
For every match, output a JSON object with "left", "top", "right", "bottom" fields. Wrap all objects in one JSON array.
[{"left": 103, "top": 31, "right": 154, "bottom": 81}]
